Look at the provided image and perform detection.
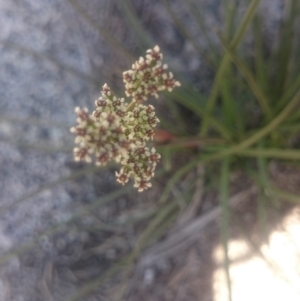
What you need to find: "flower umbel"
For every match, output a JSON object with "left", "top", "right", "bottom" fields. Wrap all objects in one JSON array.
[
  {"left": 123, "top": 45, "right": 181, "bottom": 103},
  {"left": 71, "top": 46, "right": 180, "bottom": 191},
  {"left": 117, "top": 147, "right": 161, "bottom": 192},
  {"left": 70, "top": 85, "right": 129, "bottom": 166}
]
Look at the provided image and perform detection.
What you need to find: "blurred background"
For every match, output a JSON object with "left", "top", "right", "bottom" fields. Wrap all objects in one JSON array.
[{"left": 0, "top": 1, "right": 300, "bottom": 301}]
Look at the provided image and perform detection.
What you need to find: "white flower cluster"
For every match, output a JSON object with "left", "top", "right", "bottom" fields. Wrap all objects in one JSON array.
[
  {"left": 116, "top": 146, "right": 160, "bottom": 192},
  {"left": 124, "top": 104, "right": 159, "bottom": 145},
  {"left": 123, "top": 45, "right": 181, "bottom": 103},
  {"left": 71, "top": 46, "right": 180, "bottom": 191},
  {"left": 70, "top": 85, "right": 129, "bottom": 166}
]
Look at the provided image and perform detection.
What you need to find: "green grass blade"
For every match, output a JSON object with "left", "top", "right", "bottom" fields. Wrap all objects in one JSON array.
[
  {"left": 271, "top": 188, "right": 300, "bottom": 204},
  {"left": 115, "top": 0, "right": 154, "bottom": 49},
  {"left": 164, "top": 97, "right": 190, "bottom": 134},
  {"left": 161, "top": 0, "right": 217, "bottom": 68},
  {"left": 1, "top": 136, "right": 72, "bottom": 154},
  {"left": 234, "top": 148, "right": 300, "bottom": 160},
  {"left": 159, "top": 85, "right": 300, "bottom": 199},
  {"left": 219, "top": 36, "right": 272, "bottom": 119},
  {"left": 0, "top": 185, "right": 132, "bottom": 267},
  {"left": 161, "top": 147, "right": 173, "bottom": 171},
  {"left": 185, "top": 0, "right": 219, "bottom": 61},
  {"left": 201, "top": 0, "right": 260, "bottom": 137},
  {"left": 162, "top": 86, "right": 300, "bottom": 172},
  {"left": 66, "top": 0, "right": 134, "bottom": 60},
  {"left": 158, "top": 158, "right": 201, "bottom": 204},
  {"left": 275, "top": 72, "right": 300, "bottom": 113},
  {"left": 220, "top": 72, "right": 244, "bottom": 138},
  {"left": 135, "top": 201, "right": 178, "bottom": 253},
  {"left": 223, "top": 0, "right": 238, "bottom": 41},
  {"left": 64, "top": 191, "right": 179, "bottom": 301},
  {"left": 0, "top": 165, "right": 102, "bottom": 216},
  {"left": 0, "top": 114, "right": 70, "bottom": 129},
  {"left": 253, "top": 15, "right": 268, "bottom": 95},
  {"left": 0, "top": 40, "right": 101, "bottom": 85},
  {"left": 219, "top": 156, "right": 232, "bottom": 301},
  {"left": 229, "top": 0, "right": 260, "bottom": 49},
  {"left": 216, "top": 86, "right": 300, "bottom": 155},
  {"left": 171, "top": 89, "right": 232, "bottom": 140},
  {"left": 64, "top": 253, "right": 133, "bottom": 301},
  {"left": 273, "top": 0, "right": 299, "bottom": 98},
  {"left": 257, "top": 146, "right": 270, "bottom": 241}
]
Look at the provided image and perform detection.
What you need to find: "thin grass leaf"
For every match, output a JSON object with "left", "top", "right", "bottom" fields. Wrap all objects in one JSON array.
[
  {"left": 0, "top": 165, "right": 103, "bottom": 216},
  {"left": 0, "top": 114, "right": 70, "bottom": 129},
  {"left": 171, "top": 89, "right": 232, "bottom": 140},
  {"left": 220, "top": 72, "right": 244, "bottom": 137},
  {"left": 161, "top": 147, "right": 173, "bottom": 171},
  {"left": 144, "top": 205, "right": 179, "bottom": 244},
  {"left": 253, "top": 14, "right": 269, "bottom": 95},
  {"left": 0, "top": 136, "right": 72, "bottom": 154},
  {"left": 275, "top": 72, "right": 300, "bottom": 113},
  {"left": 185, "top": 86, "right": 300, "bottom": 166},
  {"left": 66, "top": 0, "right": 134, "bottom": 61},
  {"left": 161, "top": 0, "right": 217, "bottom": 68},
  {"left": 273, "top": 0, "right": 299, "bottom": 98},
  {"left": 223, "top": 0, "right": 238, "bottom": 41},
  {"left": 288, "top": 1, "right": 300, "bottom": 84},
  {"left": 118, "top": 191, "right": 192, "bottom": 300},
  {"left": 201, "top": 0, "right": 261, "bottom": 137},
  {"left": 115, "top": 0, "right": 154, "bottom": 49},
  {"left": 135, "top": 201, "right": 178, "bottom": 253},
  {"left": 159, "top": 88, "right": 300, "bottom": 203},
  {"left": 0, "top": 185, "right": 132, "bottom": 267},
  {"left": 158, "top": 157, "right": 203, "bottom": 204},
  {"left": 165, "top": 98, "right": 190, "bottom": 134},
  {"left": 270, "top": 188, "right": 300, "bottom": 204},
  {"left": 219, "top": 36, "right": 272, "bottom": 119},
  {"left": 185, "top": 0, "right": 219, "bottom": 62},
  {"left": 229, "top": 0, "right": 261, "bottom": 49},
  {"left": 0, "top": 39, "right": 101, "bottom": 86},
  {"left": 156, "top": 137, "right": 227, "bottom": 151},
  {"left": 63, "top": 253, "right": 133, "bottom": 301},
  {"left": 161, "top": 86, "right": 300, "bottom": 180},
  {"left": 172, "top": 86, "right": 300, "bottom": 170},
  {"left": 219, "top": 156, "right": 232, "bottom": 301},
  {"left": 234, "top": 148, "right": 300, "bottom": 160},
  {"left": 111, "top": 207, "right": 158, "bottom": 227},
  {"left": 213, "top": 86, "right": 300, "bottom": 157},
  {"left": 257, "top": 146, "right": 270, "bottom": 241},
  {"left": 277, "top": 123, "right": 300, "bottom": 132}
]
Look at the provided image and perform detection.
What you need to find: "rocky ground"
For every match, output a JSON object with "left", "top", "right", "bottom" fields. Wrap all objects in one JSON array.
[{"left": 1, "top": 1, "right": 299, "bottom": 301}]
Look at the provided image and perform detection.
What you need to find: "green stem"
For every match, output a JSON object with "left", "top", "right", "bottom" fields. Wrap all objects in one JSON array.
[
  {"left": 257, "top": 144, "right": 269, "bottom": 241},
  {"left": 126, "top": 100, "right": 136, "bottom": 112},
  {"left": 201, "top": 0, "right": 261, "bottom": 137},
  {"left": 220, "top": 157, "right": 232, "bottom": 301},
  {"left": 271, "top": 188, "right": 300, "bottom": 204},
  {"left": 235, "top": 148, "right": 300, "bottom": 160},
  {"left": 157, "top": 137, "right": 227, "bottom": 150},
  {"left": 213, "top": 86, "right": 300, "bottom": 158},
  {"left": 162, "top": 86, "right": 300, "bottom": 153},
  {"left": 219, "top": 36, "right": 272, "bottom": 119},
  {"left": 156, "top": 87, "right": 300, "bottom": 205}
]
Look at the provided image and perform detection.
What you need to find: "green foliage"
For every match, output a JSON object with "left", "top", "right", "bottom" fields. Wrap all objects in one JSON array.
[{"left": 3, "top": 0, "right": 300, "bottom": 300}]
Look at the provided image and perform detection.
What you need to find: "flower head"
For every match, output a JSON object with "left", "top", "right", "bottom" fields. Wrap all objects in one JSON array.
[
  {"left": 71, "top": 46, "right": 180, "bottom": 191},
  {"left": 117, "top": 147, "right": 160, "bottom": 192},
  {"left": 123, "top": 45, "right": 181, "bottom": 103},
  {"left": 70, "top": 85, "right": 129, "bottom": 166}
]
